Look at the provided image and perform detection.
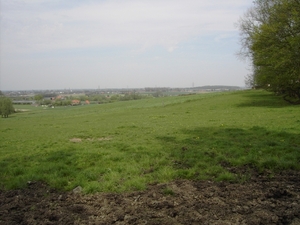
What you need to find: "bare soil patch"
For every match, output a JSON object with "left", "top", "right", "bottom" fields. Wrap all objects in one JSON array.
[
  {"left": 69, "top": 138, "right": 82, "bottom": 143},
  {"left": 70, "top": 137, "right": 112, "bottom": 143},
  {"left": 1, "top": 171, "right": 300, "bottom": 225}
]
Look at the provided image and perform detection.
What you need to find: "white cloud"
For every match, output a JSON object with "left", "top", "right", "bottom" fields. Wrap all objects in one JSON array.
[
  {"left": 0, "top": 0, "right": 252, "bottom": 90},
  {"left": 1, "top": 0, "right": 250, "bottom": 54}
]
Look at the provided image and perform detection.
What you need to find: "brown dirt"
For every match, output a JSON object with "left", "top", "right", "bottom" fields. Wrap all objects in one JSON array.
[{"left": 1, "top": 171, "right": 300, "bottom": 225}]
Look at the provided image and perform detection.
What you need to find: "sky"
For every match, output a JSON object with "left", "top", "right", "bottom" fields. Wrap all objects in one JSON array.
[{"left": 0, "top": 0, "right": 252, "bottom": 90}]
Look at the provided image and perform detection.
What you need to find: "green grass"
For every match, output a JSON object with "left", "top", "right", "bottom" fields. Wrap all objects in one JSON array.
[{"left": 1, "top": 90, "right": 299, "bottom": 193}]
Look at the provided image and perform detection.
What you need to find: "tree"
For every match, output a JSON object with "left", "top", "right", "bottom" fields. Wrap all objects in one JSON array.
[
  {"left": 0, "top": 97, "right": 15, "bottom": 118},
  {"left": 238, "top": 0, "right": 300, "bottom": 104},
  {"left": 34, "top": 94, "right": 44, "bottom": 101}
]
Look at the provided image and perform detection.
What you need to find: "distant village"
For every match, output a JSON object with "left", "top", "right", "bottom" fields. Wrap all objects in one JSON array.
[{"left": 3, "top": 86, "right": 243, "bottom": 106}]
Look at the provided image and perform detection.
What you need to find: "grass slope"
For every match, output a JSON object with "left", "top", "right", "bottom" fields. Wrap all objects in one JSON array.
[{"left": 0, "top": 90, "right": 299, "bottom": 193}]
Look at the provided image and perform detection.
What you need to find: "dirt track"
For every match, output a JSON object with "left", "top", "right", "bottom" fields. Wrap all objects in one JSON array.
[{"left": 1, "top": 170, "right": 300, "bottom": 225}]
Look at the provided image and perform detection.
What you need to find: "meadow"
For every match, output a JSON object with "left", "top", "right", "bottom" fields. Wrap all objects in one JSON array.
[{"left": 0, "top": 90, "right": 299, "bottom": 193}]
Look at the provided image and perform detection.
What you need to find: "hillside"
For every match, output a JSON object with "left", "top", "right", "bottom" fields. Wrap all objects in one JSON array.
[
  {"left": 1, "top": 90, "right": 300, "bottom": 224},
  {"left": 1, "top": 90, "right": 299, "bottom": 192}
]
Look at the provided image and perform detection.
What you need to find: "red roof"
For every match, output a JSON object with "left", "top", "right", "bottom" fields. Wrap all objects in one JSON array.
[{"left": 72, "top": 99, "right": 80, "bottom": 105}]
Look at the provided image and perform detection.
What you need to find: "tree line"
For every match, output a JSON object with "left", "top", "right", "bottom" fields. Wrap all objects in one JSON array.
[
  {"left": 238, "top": 0, "right": 300, "bottom": 104},
  {"left": 0, "top": 90, "right": 164, "bottom": 117},
  {"left": 0, "top": 91, "right": 14, "bottom": 118},
  {"left": 35, "top": 92, "right": 150, "bottom": 106}
]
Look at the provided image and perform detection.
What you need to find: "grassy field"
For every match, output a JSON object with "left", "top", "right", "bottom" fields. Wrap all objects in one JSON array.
[{"left": 0, "top": 90, "right": 299, "bottom": 193}]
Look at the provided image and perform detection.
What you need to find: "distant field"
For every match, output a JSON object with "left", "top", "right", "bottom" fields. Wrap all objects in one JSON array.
[{"left": 1, "top": 90, "right": 299, "bottom": 193}]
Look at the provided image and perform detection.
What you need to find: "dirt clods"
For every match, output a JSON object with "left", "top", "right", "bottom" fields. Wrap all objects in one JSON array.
[{"left": 1, "top": 171, "right": 300, "bottom": 224}]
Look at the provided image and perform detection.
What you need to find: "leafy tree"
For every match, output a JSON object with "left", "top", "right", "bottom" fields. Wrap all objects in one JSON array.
[
  {"left": 64, "top": 100, "right": 72, "bottom": 106},
  {"left": 79, "top": 95, "right": 88, "bottom": 101},
  {"left": 34, "top": 94, "right": 44, "bottom": 101},
  {"left": 0, "top": 97, "right": 15, "bottom": 118},
  {"left": 152, "top": 91, "right": 164, "bottom": 98},
  {"left": 42, "top": 99, "right": 52, "bottom": 105},
  {"left": 238, "top": 0, "right": 300, "bottom": 104},
  {"left": 54, "top": 99, "right": 63, "bottom": 106},
  {"left": 110, "top": 95, "right": 120, "bottom": 101}
]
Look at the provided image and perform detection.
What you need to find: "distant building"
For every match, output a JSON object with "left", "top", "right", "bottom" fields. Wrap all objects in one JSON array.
[{"left": 71, "top": 99, "right": 80, "bottom": 105}]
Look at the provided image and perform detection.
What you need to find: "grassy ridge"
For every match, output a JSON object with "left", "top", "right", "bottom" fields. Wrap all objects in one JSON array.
[{"left": 0, "top": 90, "right": 299, "bottom": 193}]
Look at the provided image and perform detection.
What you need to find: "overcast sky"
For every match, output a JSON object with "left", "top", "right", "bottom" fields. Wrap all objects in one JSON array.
[{"left": 0, "top": 0, "right": 252, "bottom": 90}]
